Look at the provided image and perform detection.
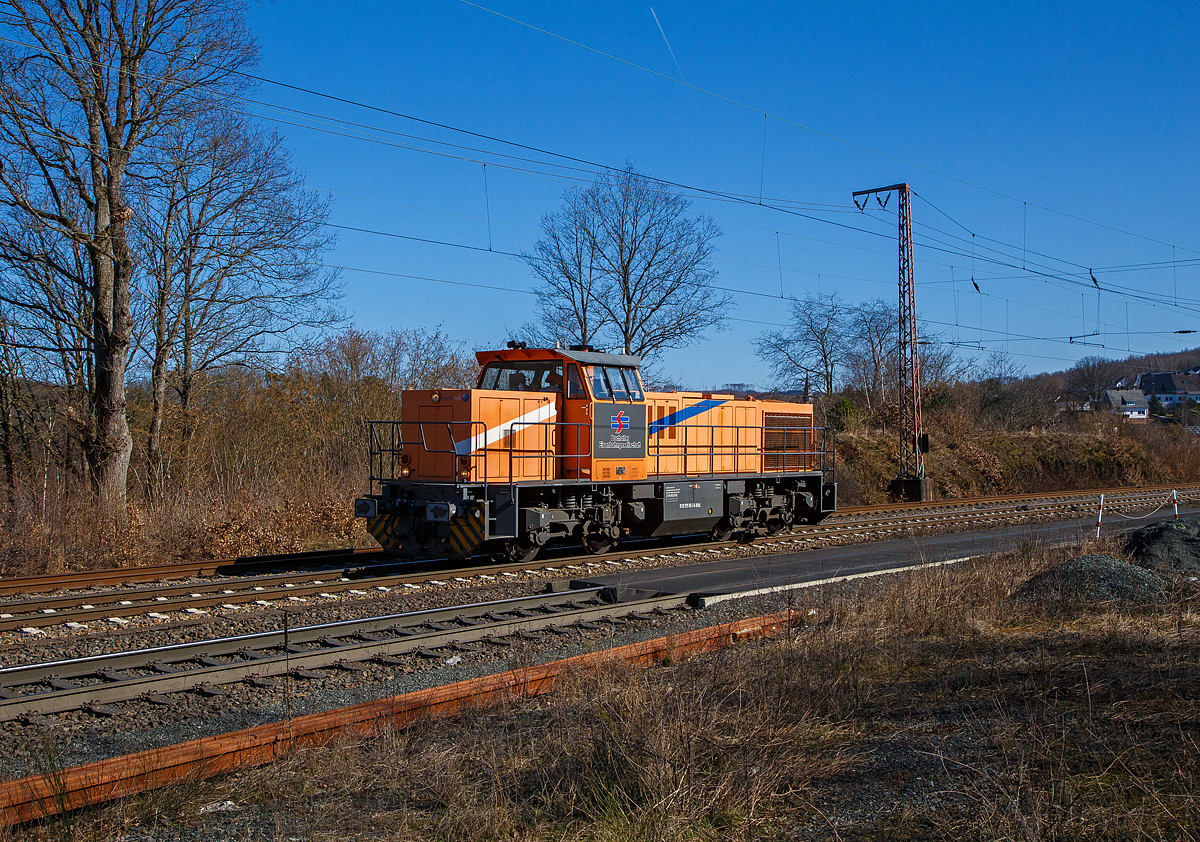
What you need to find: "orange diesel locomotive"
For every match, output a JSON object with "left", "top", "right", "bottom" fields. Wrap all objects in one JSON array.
[{"left": 355, "top": 344, "right": 836, "bottom": 561}]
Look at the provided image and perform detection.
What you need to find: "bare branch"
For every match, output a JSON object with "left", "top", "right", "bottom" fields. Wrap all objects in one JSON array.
[{"left": 521, "top": 164, "right": 730, "bottom": 361}]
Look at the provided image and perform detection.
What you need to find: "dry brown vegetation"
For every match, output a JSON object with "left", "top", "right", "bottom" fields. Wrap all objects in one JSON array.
[
  {"left": 837, "top": 419, "right": 1200, "bottom": 505},
  {"left": 14, "top": 537, "right": 1197, "bottom": 841},
  {"left": 0, "top": 327, "right": 477, "bottom": 577}
]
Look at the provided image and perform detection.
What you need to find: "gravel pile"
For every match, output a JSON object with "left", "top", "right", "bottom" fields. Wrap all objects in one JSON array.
[
  {"left": 1124, "top": 518, "right": 1200, "bottom": 574},
  {"left": 1013, "top": 553, "right": 1171, "bottom": 606}
]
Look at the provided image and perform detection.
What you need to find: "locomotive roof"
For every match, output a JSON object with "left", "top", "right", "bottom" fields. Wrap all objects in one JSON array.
[
  {"left": 476, "top": 347, "right": 642, "bottom": 368},
  {"left": 560, "top": 347, "right": 642, "bottom": 368}
]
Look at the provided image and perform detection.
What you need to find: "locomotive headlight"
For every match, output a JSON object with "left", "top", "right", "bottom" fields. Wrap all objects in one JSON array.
[
  {"left": 400, "top": 466, "right": 411, "bottom": 478},
  {"left": 431, "top": 392, "right": 440, "bottom": 403}
]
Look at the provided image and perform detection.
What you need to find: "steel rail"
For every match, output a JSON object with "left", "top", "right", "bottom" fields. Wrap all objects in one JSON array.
[
  {"left": 0, "top": 590, "right": 687, "bottom": 721},
  {"left": 2, "top": 590, "right": 608, "bottom": 683},
  {"left": 834, "top": 483, "right": 1200, "bottom": 515},
  {"left": 0, "top": 573, "right": 393, "bottom": 633},
  {"left": 0, "top": 547, "right": 389, "bottom": 597},
  {"left": 0, "top": 557, "right": 622, "bottom": 632}
]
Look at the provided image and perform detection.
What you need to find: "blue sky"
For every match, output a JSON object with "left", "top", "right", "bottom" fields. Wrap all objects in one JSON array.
[{"left": 243, "top": 1, "right": 1200, "bottom": 387}]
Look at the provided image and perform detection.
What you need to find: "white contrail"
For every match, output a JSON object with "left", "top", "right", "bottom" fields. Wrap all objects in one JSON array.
[
  {"left": 650, "top": 7, "right": 688, "bottom": 84},
  {"left": 649, "top": 7, "right": 717, "bottom": 146}
]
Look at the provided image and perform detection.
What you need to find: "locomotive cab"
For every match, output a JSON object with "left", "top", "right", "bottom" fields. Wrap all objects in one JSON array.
[
  {"left": 471, "top": 347, "right": 648, "bottom": 482},
  {"left": 356, "top": 345, "right": 836, "bottom": 561}
]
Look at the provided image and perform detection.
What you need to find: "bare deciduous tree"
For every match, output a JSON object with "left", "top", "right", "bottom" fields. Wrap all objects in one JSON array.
[
  {"left": 298, "top": 326, "right": 477, "bottom": 394},
  {"left": 843, "top": 298, "right": 895, "bottom": 410},
  {"left": 0, "top": 201, "right": 95, "bottom": 477},
  {"left": 0, "top": 312, "right": 22, "bottom": 504},
  {"left": 0, "top": 0, "right": 257, "bottom": 521},
  {"left": 521, "top": 165, "right": 730, "bottom": 360},
  {"left": 918, "top": 332, "right": 970, "bottom": 387},
  {"left": 519, "top": 192, "right": 607, "bottom": 350},
  {"left": 131, "top": 112, "right": 340, "bottom": 482},
  {"left": 1066, "top": 355, "right": 1123, "bottom": 401},
  {"left": 755, "top": 292, "right": 847, "bottom": 398}
]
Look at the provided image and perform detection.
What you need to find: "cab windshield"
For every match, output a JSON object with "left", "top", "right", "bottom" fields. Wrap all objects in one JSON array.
[
  {"left": 479, "top": 361, "right": 563, "bottom": 392},
  {"left": 588, "top": 365, "right": 643, "bottom": 401}
]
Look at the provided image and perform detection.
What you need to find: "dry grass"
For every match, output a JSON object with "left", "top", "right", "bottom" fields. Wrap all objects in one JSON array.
[
  {"left": 835, "top": 422, "right": 1200, "bottom": 505},
  {"left": 0, "top": 475, "right": 371, "bottom": 577},
  {"left": 10, "top": 537, "right": 1199, "bottom": 841}
]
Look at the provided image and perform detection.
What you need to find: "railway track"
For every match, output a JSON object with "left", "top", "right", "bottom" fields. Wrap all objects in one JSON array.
[
  {"left": 0, "top": 588, "right": 689, "bottom": 722},
  {"left": 0, "top": 546, "right": 390, "bottom": 597},
  {"left": 1, "top": 484, "right": 1194, "bottom": 634}
]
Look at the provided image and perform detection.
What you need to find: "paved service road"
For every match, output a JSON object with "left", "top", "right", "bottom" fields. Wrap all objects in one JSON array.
[{"left": 569, "top": 513, "right": 1192, "bottom": 604}]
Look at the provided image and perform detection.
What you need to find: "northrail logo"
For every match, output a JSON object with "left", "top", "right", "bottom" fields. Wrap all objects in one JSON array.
[{"left": 610, "top": 411, "right": 629, "bottom": 432}]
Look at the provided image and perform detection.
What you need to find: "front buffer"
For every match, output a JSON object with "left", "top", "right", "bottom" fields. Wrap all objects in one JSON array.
[{"left": 356, "top": 486, "right": 489, "bottom": 556}]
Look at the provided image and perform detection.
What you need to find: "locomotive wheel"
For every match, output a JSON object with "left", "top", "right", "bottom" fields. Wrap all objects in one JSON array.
[
  {"left": 489, "top": 539, "right": 540, "bottom": 564},
  {"left": 579, "top": 525, "right": 614, "bottom": 554},
  {"left": 709, "top": 522, "right": 734, "bottom": 542},
  {"left": 582, "top": 533, "right": 614, "bottom": 555}
]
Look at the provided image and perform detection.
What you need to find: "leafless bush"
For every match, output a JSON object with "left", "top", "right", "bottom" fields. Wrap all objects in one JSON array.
[{"left": 0, "top": 326, "right": 476, "bottom": 574}]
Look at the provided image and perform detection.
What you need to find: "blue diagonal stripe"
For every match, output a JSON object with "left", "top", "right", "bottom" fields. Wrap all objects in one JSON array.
[{"left": 648, "top": 399, "right": 727, "bottom": 435}]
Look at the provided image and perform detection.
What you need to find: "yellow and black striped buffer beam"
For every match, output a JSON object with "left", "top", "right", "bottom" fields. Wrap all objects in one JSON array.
[
  {"left": 447, "top": 506, "right": 486, "bottom": 556},
  {"left": 366, "top": 513, "right": 404, "bottom": 551}
]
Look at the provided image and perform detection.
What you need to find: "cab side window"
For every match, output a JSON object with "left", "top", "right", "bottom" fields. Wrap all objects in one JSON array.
[
  {"left": 565, "top": 364, "right": 586, "bottom": 398},
  {"left": 479, "top": 366, "right": 500, "bottom": 389}
]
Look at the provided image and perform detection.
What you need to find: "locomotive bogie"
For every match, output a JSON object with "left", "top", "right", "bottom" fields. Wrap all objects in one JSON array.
[{"left": 363, "top": 473, "right": 835, "bottom": 559}]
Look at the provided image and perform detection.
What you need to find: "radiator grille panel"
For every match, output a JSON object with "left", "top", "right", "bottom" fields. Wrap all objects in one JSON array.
[{"left": 763, "top": 412, "right": 815, "bottom": 472}]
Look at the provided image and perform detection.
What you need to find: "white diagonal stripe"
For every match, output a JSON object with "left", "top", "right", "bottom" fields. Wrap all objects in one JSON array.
[{"left": 454, "top": 402, "right": 558, "bottom": 455}]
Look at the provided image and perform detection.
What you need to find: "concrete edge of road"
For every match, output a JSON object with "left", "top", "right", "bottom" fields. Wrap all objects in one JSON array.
[
  {"left": 691, "top": 555, "right": 978, "bottom": 608},
  {"left": 690, "top": 529, "right": 1104, "bottom": 609}
]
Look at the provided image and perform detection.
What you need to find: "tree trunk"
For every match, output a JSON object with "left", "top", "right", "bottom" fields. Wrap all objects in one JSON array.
[
  {"left": 146, "top": 358, "right": 168, "bottom": 499},
  {"left": 85, "top": 180, "right": 135, "bottom": 526},
  {"left": 88, "top": 297, "right": 133, "bottom": 523},
  {"left": 146, "top": 266, "right": 173, "bottom": 499},
  {"left": 0, "top": 382, "right": 15, "bottom": 512}
]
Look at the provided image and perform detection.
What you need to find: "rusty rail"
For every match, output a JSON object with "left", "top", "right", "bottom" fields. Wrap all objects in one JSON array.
[
  {"left": 0, "top": 609, "right": 795, "bottom": 827},
  {"left": 0, "top": 547, "right": 387, "bottom": 597}
]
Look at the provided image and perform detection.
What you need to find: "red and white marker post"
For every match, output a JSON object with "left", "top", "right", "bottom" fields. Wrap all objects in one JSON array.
[
  {"left": 1173, "top": 489, "right": 1179, "bottom": 521},
  {"left": 1096, "top": 493, "right": 1105, "bottom": 539}
]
